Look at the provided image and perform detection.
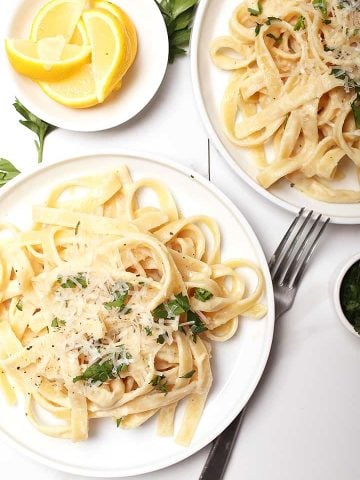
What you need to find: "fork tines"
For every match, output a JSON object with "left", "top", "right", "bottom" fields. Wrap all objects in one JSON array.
[{"left": 269, "top": 209, "right": 330, "bottom": 289}]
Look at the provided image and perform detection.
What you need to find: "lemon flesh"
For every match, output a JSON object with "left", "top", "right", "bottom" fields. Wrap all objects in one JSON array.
[
  {"left": 39, "top": 64, "right": 99, "bottom": 108},
  {"left": 5, "top": 38, "right": 91, "bottom": 81},
  {"left": 83, "top": 8, "right": 127, "bottom": 102},
  {"left": 70, "top": 19, "right": 89, "bottom": 46},
  {"left": 92, "top": 0, "right": 137, "bottom": 73},
  {"left": 30, "top": 0, "right": 87, "bottom": 42}
]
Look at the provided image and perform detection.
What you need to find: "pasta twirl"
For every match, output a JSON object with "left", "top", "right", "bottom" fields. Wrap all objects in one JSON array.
[
  {"left": 0, "top": 166, "right": 266, "bottom": 444},
  {"left": 211, "top": 0, "right": 360, "bottom": 203}
]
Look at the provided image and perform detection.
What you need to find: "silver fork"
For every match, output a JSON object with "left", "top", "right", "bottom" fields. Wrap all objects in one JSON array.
[{"left": 199, "top": 209, "right": 330, "bottom": 480}]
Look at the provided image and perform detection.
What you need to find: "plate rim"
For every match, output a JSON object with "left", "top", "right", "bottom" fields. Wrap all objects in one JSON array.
[
  {"left": 190, "top": 0, "right": 360, "bottom": 225},
  {"left": 0, "top": 151, "right": 275, "bottom": 477},
  {"left": 4, "top": 0, "right": 169, "bottom": 132}
]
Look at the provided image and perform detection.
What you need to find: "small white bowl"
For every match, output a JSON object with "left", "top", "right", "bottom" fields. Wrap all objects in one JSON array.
[
  {"left": 333, "top": 252, "right": 360, "bottom": 337},
  {"left": 5, "top": 0, "right": 169, "bottom": 132}
]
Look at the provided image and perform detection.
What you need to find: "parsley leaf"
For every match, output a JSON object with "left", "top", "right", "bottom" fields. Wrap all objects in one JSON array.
[
  {"left": 0, "top": 159, "right": 21, "bottom": 188},
  {"left": 265, "top": 16, "right": 281, "bottom": 25},
  {"left": 188, "top": 310, "right": 208, "bottom": 342},
  {"left": 266, "top": 32, "right": 284, "bottom": 46},
  {"left": 13, "top": 98, "right": 56, "bottom": 164},
  {"left": 58, "top": 273, "right": 88, "bottom": 289},
  {"left": 156, "top": 0, "right": 198, "bottom": 63},
  {"left": 116, "top": 418, "right": 122, "bottom": 427},
  {"left": 73, "top": 359, "right": 116, "bottom": 384},
  {"left": 194, "top": 288, "right": 213, "bottom": 302},
  {"left": 51, "top": 317, "right": 66, "bottom": 328},
  {"left": 15, "top": 299, "right": 23, "bottom": 311},
  {"left": 179, "top": 369, "right": 195, "bottom": 379},
  {"left": 351, "top": 93, "right": 360, "bottom": 129},
  {"left": 150, "top": 374, "right": 169, "bottom": 394},
  {"left": 255, "top": 22, "right": 262, "bottom": 36},
  {"left": 312, "top": 0, "right": 328, "bottom": 17},
  {"left": 104, "top": 284, "right": 130, "bottom": 311},
  {"left": 75, "top": 221, "right": 80, "bottom": 235},
  {"left": 144, "top": 326, "right": 153, "bottom": 336},
  {"left": 248, "top": 1, "right": 263, "bottom": 16},
  {"left": 294, "top": 16, "right": 306, "bottom": 30},
  {"left": 152, "top": 293, "right": 190, "bottom": 319},
  {"left": 157, "top": 334, "right": 166, "bottom": 344}
]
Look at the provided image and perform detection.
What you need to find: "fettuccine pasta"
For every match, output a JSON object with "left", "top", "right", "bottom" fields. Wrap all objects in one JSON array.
[
  {"left": 0, "top": 166, "right": 266, "bottom": 444},
  {"left": 211, "top": 0, "right": 360, "bottom": 202}
]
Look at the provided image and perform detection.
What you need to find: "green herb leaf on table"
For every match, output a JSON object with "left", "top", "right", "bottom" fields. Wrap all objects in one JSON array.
[
  {"left": 0, "top": 159, "right": 20, "bottom": 187},
  {"left": 156, "top": 0, "right": 198, "bottom": 63},
  {"left": 13, "top": 98, "right": 56, "bottom": 164}
]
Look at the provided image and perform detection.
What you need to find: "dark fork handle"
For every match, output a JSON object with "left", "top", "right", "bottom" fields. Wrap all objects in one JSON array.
[{"left": 199, "top": 407, "right": 247, "bottom": 480}]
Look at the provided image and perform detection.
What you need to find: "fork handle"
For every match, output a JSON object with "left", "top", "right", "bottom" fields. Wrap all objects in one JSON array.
[{"left": 199, "top": 406, "right": 247, "bottom": 480}]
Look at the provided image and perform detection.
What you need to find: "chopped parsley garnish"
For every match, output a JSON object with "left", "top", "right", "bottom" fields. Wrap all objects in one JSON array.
[
  {"left": 152, "top": 293, "right": 190, "bottom": 319},
  {"left": 138, "top": 281, "right": 145, "bottom": 286},
  {"left": 188, "top": 310, "right": 208, "bottom": 342},
  {"left": 312, "top": 0, "right": 328, "bottom": 17},
  {"left": 323, "top": 44, "right": 334, "bottom": 51},
  {"left": 194, "top": 288, "right": 213, "bottom": 302},
  {"left": 294, "top": 15, "right": 306, "bottom": 30},
  {"left": 351, "top": 93, "right": 360, "bottom": 129},
  {"left": 179, "top": 369, "right": 196, "bottom": 379},
  {"left": 116, "top": 418, "right": 122, "bottom": 427},
  {"left": 150, "top": 374, "right": 169, "bottom": 394},
  {"left": 265, "top": 16, "right": 281, "bottom": 25},
  {"left": 51, "top": 317, "right": 66, "bottom": 328},
  {"left": 58, "top": 273, "right": 87, "bottom": 289},
  {"left": 75, "top": 221, "right": 80, "bottom": 235},
  {"left": 15, "top": 299, "right": 23, "bottom": 311},
  {"left": 340, "top": 260, "right": 360, "bottom": 334},
  {"left": 266, "top": 32, "right": 284, "bottom": 46},
  {"left": 255, "top": 22, "right": 262, "bottom": 36},
  {"left": 104, "top": 285, "right": 129, "bottom": 311},
  {"left": 73, "top": 358, "right": 128, "bottom": 384},
  {"left": 144, "top": 326, "right": 153, "bottom": 336},
  {"left": 157, "top": 334, "right": 166, "bottom": 344},
  {"left": 248, "top": 1, "right": 262, "bottom": 16}
]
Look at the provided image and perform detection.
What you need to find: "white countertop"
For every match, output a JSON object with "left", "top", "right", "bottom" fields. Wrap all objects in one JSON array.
[{"left": 1, "top": 3, "right": 360, "bottom": 479}]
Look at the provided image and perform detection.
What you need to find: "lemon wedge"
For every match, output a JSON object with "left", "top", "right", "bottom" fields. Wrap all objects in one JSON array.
[
  {"left": 30, "top": 0, "right": 87, "bottom": 42},
  {"left": 92, "top": 1, "right": 137, "bottom": 71},
  {"left": 83, "top": 8, "right": 127, "bottom": 102},
  {"left": 39, "top": 64, "right": 99, "bottom": 108},
  {"left": 5, "top": 38, "right": 91, "bottom": 81},
  {"left": 70, "top": 19, "right": 89, "bottom": 46}
]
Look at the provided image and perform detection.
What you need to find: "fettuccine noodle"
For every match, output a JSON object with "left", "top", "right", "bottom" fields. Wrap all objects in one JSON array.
[
  {"left": 0, "top": 166, "right": 266, "bottom": 444},
  {"left": 211, "top": 0, "right": 360, "bottom": 202}
]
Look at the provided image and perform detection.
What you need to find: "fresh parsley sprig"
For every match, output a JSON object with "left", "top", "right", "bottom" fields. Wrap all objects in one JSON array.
[
  {"left": 13, "top": 98, "right": 56, "bottom": 164},
  {"left": 150, "top": 374, "right": 169, "bottom": 394},
  {"left": 194, "top": 288, "right": 213, "bottom": 302},
  {"left": 156, "top": 0, "right": 198, "bottom": 63},
  {"left": 0, "top": 159, "right": 20, "bottom": 187}
]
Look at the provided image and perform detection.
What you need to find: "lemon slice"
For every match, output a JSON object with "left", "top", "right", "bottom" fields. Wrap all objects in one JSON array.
[
  {"left": 92, "top": 1, "right": 137, "bottom": 70},
  {"left": 39, "top": 64, "right": 99, "bottom": 108},
  {"left": 70, "top": 19, "right": 89, "bottom": 46},
  {"left": 83, "top": 8, "right": 127, "bottom": 102},
  {"left": 30, "top": 0, "right": 87, "bottom": 42},
  {"left": 5, "top": 38, "right": 91, "bottom": 81}
]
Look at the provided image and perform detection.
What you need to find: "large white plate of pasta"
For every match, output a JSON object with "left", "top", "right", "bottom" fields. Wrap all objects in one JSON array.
[
  {"left": 0, "top": 153, "right": 274, "bottom": 477},
  {"left": 191, "top": 0, "right": 360, "bottom": 224}
]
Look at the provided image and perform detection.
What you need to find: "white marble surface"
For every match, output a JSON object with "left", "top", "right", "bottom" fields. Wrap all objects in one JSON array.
[{"left": 1, "top": 2, "right": 360, "bottom": 479}]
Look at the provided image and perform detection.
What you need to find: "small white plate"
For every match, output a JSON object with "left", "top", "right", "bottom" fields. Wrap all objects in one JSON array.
[
  {"left": 0, "top": 152, "right": 274, "bottom": 477},
  {"left": 5, "top": 0, "right": 168, "bottom": 132},
  {"left": 191, "top": 0, "right": 360, "bottom": 224}
]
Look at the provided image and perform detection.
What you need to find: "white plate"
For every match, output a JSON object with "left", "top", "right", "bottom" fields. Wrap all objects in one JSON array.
[
  {"left": 0, "top": 152, "right": 274, "bottom": 477},
  {"left": 5, "top": 0, "right": 168, "bottom": 132},
  {"left": 190, "top": 0, "right": 360, "bottom": 224}
]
